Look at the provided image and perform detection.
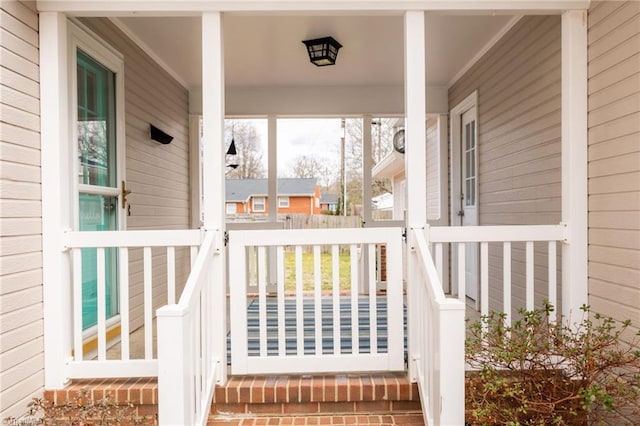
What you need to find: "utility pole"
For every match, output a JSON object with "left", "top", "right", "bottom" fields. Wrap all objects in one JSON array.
[{"left": 340, "top": 118, "right": 347, "bottom": 216}]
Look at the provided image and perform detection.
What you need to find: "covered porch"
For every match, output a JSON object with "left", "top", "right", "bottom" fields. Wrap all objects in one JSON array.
[{"left": 38, "top": 1, "right": 589, "bottom": 425}]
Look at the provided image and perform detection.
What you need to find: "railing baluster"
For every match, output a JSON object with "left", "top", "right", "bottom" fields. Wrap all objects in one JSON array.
[
  {"left": 368, "top": 244, "right": 377, "bottom": 355},
  {"left": 295, "top": 245, "right": 304, "bottom": 355},
  {"left": 548, "top": 241, "right": 557, "bottom": 322},
  {"left": 194, "top": 295, "right": 202, "bottom": 410},
  {"left": 435, "top": 243, "right": 443, "bottom": 285},
  {"left": 97, "top": 247, "right": 107, "bottom": 361},
  {"left": 332, "top": 244, "right": 341, "bottom": 354},
  {"left": 190, "top": 245, "right": 198, "bottom": 267},
  {"left": 143, "top": 247, "right": 153, "bottom": 359},
  {"left": 258, "top": 246, "right": 267, "bottom": 357},
  {"left": 480, "top": 242, "right": 489, "bottom": 318},
  {"left": 350, "top": 244, "right": 359, "bottom": 355},
  {"left": 457, "top": 243, "right": 465, "bottom": 302},
  {"left": 526, "top": 241, "right": 534, "bottom": 311},
  {"left": 313, "top": 245, "right": 322, "bottom": 356},
  {"left": 119, "top": 247, "right": 130, "bottom": 360},
  {"left": 167, "top": 246, "right": 176, "bottom": 304},
  {"left": 503, "top": 242, "right": 512, "bottom": 327},
  {"left": 72, "top": 249, "right": 83, "bottom": 361},
  {"left": 276, "top": 246, "right": 286, "bottom": 356}
]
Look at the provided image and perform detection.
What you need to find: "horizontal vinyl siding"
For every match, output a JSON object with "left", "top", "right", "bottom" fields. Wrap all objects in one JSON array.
[
  {"left": 449, "top": 16, "right": 562, "bottom": 316},
  {"left": 79, "top": 18, "right": 191, "bottom": 335},
  {"left": 0, "top": 0, "right": 43, "bottom": 419},
  {"left": 587, "top": 0, "right": 640, "bottom": 341},
  {"left": 426, "top": 116, "right": 440, "bottom": 222}
]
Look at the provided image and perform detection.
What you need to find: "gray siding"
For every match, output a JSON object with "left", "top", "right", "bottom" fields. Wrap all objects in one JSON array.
[
  {"left": 79, "top": 18, "right": 191, "bottom": 336},
  {"left": 0, "top": 0, "right": 43, "bottom": 418},
  {"left": 587, "top": 1, "right": 640, "bottom": 341},
  {"left": 449, "top": 16, "right": 562, "bottom": 315},
  {"left": 426, "top": 116, "right": 440, "bottom": 221}
]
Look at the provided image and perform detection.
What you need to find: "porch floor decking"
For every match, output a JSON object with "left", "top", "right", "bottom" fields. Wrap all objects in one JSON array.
[{"left": 105, "top": 294, "right": 478, "bottom": 362}]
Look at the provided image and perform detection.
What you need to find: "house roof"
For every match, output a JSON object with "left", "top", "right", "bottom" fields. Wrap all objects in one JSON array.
[
  {"left": 320, "top": 194, "right": 339, "bottom": 205},
  {"left": 226, "top": 178, "right": 317, "bottom": 203}
]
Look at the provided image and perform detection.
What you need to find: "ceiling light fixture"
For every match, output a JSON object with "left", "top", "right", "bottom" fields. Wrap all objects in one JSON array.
[{"left": 302, "top": 36, "right": 342, "bottom": 67}]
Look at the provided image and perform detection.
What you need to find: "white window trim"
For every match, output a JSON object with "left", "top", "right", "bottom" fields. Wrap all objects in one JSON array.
[
  {"left": 278, "top": 196, "right": 289, "bottom": 208},
  {"left": 252, "top": 196, "right": 266, "bottom": 213},
  {"left": 226, "top": 202, "right": 237, "bottom": 214}
]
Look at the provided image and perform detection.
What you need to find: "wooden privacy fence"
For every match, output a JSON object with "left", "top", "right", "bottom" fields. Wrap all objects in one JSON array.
[{"left": 283, "top": 214, "right": 363, "bottom": 230}]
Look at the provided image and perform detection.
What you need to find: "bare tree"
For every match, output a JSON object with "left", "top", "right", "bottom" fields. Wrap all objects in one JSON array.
[
  {"left": 342, "top": 118, "right": 396, "bottom": 209},
  {"left": 225, "top": 120, "right": 265, "bottom": 179},
  {"left": 289, "top": 155, "right": 338, "bottom": 188}
]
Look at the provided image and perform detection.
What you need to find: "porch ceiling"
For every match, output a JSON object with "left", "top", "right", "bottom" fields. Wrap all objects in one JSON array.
[{"left": 115, "top": 13, "right": 514, "bottom": 91}]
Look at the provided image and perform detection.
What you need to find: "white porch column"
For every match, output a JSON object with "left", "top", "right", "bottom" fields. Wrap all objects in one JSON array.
[
  {"left": 40, "top": 12, "right": 72, "bottom": 389},
  {"left": 361, "top": 116, "right": 373, "bottom": 294},
  {"left": 268, "top": 115, "right": 278, "bottom": 222},
  {"left": 189, "top": 114, "right": 202, "bottom": 228},
  {"left": 404, "top": 10, "right": 427, "bottom": 383},
  {"left": 362, "top": 116, "right": 373, "bottom": 226},
  {"left": 201, "top": 11, "right": 227, "bottom": 383},
  {"left": 561, "top": 10, "right": 588, "bottom": 320},
  {"left": 267, "top": 115, "right": 278, "bottom": 287}
]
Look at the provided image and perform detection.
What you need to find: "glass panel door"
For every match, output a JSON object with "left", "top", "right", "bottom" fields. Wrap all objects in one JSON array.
[{"left": 77, "top": 49, "right": 119, "bottom": 330}]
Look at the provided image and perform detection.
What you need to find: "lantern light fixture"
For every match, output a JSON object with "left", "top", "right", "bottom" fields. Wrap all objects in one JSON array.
[{"left": 302, "top": 36, "right": 342, "bottom": 67}]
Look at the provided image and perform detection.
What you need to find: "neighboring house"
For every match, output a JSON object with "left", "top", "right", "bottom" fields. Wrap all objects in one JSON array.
[
  {"left": 225, "top": 178, "right": 321, "bottom": 216},
  {"left": 319, "top": 193, "right": 339, "bottom": 213},
  {"left": 1, "top": 1, "right": 638, "bottom": 425}
]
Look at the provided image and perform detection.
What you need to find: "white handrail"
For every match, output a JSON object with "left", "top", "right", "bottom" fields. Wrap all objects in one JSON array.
[
  {"left": 157, "top": 230, "right": 221, "bottom": 426},
  {"left": 410, "top": 228, "right": 465, "bottom": 426}
]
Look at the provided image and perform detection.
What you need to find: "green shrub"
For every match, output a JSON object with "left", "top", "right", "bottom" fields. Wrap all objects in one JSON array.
[
  {"left": 3, "top": 388, "right": 155, "bottom": 425},
  {"left": 465, "top": 303, "right": 640, "bottom": 425}
]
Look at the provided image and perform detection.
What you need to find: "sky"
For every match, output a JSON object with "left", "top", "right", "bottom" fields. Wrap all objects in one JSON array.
[{"left": 235, "top": 118, "right": 344, "bottom": 177}]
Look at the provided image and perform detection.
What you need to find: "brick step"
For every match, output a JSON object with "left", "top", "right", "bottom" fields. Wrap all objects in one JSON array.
[
  {"left": 210, "top": 373, "right": 423, "bottom": 425},
  {"left": 208, "top": 413, "right": 425, "bottom": 425}
]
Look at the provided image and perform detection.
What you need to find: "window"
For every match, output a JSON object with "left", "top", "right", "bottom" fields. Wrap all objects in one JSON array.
[
  {"left": 278, "top": 196, "right": 289, "bottom": 208},
  {"left": 226, "top": 203, "right": 237, "bottom": 215},
  {"left": 252, "top": 196, "right": 266, "bottom": 212}
]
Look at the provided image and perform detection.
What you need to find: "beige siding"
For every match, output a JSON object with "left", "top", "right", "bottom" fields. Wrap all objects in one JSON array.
[
  {"left": 588, "top": 1, "right": 640, "bottom": 341},
  {"left": 0, "top": 0, "right": 44, "bottom": 419},
  {"left": 449, "top": 16, "right": 562, "bottom": 315},
  {"left": 78, "top": 19, "right": 191, "bottom": 338}
]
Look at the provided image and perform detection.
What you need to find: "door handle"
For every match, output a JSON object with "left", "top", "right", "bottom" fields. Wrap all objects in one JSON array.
[
  {"left": 457, "top": 210, "right": 465, "bottom": 217},
  {"left": 121, "top": 180, "right": 132, "bottom": 209}
]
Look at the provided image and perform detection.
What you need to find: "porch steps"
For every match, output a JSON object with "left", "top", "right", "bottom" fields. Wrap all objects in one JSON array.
[{"left": 209, "top": 373, "right": 424, "bottom": 425}]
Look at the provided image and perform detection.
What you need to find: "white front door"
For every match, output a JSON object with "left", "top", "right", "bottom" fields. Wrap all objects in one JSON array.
[{"left": 460, "top": 107, "right": 479, "bottom": 304}]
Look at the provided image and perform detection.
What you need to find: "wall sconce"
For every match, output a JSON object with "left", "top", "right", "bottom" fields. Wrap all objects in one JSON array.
[
  {"left": 302, "top": 36, "right": 342, "bottom": 67},
  {"left": 150, "top": 124, "right": 173, "bottom": 144}
]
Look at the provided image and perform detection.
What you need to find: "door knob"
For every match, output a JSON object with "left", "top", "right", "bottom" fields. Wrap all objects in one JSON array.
[
  {"left": 457, "top": 210, "right": 465, "bottom": 217},
  {"left": 121, "top": 180, "right": 132, "bottom": 209}
]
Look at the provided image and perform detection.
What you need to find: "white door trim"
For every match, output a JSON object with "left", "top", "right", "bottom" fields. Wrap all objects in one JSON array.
[
  {"left": 449, "top": 90, "right": 479, "bottom": 307},
  {"left": 449, "top": 90, "right": 478, "bottom": 228},
  {"left": 69, "top": 20, "right": 127, "bottom": 230}
]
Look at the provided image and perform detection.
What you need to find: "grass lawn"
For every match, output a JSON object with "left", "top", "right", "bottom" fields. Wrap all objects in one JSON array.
[{"left": 283, "top": 250, "right": 353, "bottom": 292}]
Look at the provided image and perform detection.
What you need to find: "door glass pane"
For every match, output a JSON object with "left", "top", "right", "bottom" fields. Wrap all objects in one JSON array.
[
  {"left": 77, "top": 48, "right": 119, "bottom": 331},
  {"left": 79, "top": 194, "right": 119, "bottom": 329},
  {"left": 77, "top": 49, "right": 117, "bottom": 188}
]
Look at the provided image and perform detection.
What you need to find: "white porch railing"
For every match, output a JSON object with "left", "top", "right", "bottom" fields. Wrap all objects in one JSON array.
[
  {"left": 157, "top": 230, "right": 223, "bottom": 426},
  {"left": 410, "top": 228, "right": 466, "bottom": 426},
  {"left": 428, "top": 224, "right": 565, "bottom": 324},
  {"left": 64, "top": 229, "right": 202, "bottom": 378},
  {"left": 228, "top": 227, "right": 404, "bottom": 375}
]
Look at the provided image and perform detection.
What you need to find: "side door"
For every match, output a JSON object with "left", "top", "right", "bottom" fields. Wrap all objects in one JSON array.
[{"left": 460, "top": 106, "right": 479, "bottom": 305}]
